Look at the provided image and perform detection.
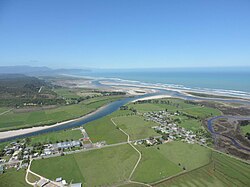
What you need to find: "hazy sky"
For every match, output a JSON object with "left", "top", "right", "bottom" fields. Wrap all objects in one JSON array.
[{"left": 0, "top": 0, "right": 250, "bottom": 68}]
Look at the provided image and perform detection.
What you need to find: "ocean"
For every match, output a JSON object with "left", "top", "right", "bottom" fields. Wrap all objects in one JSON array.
[{"left": 74, "top": 68, "right": 250, "bottom": 98}]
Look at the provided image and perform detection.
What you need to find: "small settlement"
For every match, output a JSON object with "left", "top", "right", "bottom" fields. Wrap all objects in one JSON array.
[
  {"left": 142, "top": 110, "right": 208, "bottom": 145},
  {"left": 0, "top": 127, "right": 106, "bottom": 187}
]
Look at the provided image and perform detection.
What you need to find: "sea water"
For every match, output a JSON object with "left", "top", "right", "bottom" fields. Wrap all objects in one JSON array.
[{"left": 74, "top": 68, "right": 250, "bottom": 97}]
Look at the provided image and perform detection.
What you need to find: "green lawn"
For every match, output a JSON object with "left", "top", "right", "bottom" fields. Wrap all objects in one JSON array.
[
  {"left": 112, "top": 115, "right": 159, "bottom": 140},
  {"left": 132, "top": 141, "right": 211, "bottom": 183},
  {"left": 31, "top": 144, "right": 138, "bottom": 186},
  {"left": 0, "top": 169, "right": 29, "bottom": 187},
  {"left": 28, "top": 129, "right": 83, "bottom": 145},
  {"left": 0, "top": 95, "right": 123, "bottom": 131},
  {"left": 154, "top": 152, "right": 250, "bottom": 187}
]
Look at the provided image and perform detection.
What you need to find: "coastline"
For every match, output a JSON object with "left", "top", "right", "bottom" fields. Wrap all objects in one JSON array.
[{"left": 61, "top": 73, "right": 250, "bottom": 99}]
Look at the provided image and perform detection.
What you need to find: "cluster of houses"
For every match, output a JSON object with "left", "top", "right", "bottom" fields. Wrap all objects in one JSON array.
[
  {"left": 135, "top": 136, "right": 167, "bottom": 146},
  {"left": 144, "top": 110, "right": 207, "bottom": 145},
  {"left": 0, "top": 141, "right": 30, "bottom": 172},
  {"left": 0, "top": 128, "right": 107, "bottom": 175}
]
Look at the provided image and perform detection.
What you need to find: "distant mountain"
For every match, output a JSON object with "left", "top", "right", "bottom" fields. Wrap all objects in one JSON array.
[{"left": 0, "top": 66, "right": 91, "bottom": 75}]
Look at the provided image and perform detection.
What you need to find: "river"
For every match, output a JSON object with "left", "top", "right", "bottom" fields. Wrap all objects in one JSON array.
[
  {"left": 207, "top": 116, "right": 250, "bottom": 152},
  {"left": 1, "top": 83, "right": 250, "bottom": 143}
]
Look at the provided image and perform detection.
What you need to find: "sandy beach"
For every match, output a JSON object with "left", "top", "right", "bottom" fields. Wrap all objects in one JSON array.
[{"left": 132, "top": 95, "right": 171, "bottom": 102}]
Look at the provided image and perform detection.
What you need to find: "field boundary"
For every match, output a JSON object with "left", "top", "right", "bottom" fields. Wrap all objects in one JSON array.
[
  {"left": 111, "top": 117, "right": 147, "bottom": 183},
  {"left": 150, "top": 151, "right": 213, "bottom": 186}
]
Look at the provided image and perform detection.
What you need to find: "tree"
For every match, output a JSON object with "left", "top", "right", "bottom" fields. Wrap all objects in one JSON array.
[
  {"left": 25, "top": 137, "right": 31, "bottom": 144},
  {"left": 162, "top": 134, "right": 169, "bottom": 140}
]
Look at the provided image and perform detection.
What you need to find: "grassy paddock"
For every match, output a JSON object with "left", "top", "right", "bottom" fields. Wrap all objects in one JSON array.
[
  {"left": 132, "top": 141, "right": 211, "bottom": 183},
  {"left": 84, "top": 115, "right": 127, "bottom": 144},
  {"left": 31, "top": 144, "right": 138, "bottom": 186},
  {"left": 28, "top": 129, "right": 83, "bottom": 145},
  {"left": 0, "top": 169, "right": 29, "bottom": 187},
  {"left": 112, "top": 115, "right": 159, "bottom": 140},
  {"left": 153, "top": 151, "right": 250, "bottom": 187}
]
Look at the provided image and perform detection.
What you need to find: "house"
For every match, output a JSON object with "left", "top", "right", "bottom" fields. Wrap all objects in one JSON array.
[
  {"left": 56, "top": 177, "right": 62, "bottom": 182},
  {"left": 70, "top": 183, "right": 82, "bottom": 187},
  {"left": 53, "top": 141, "right": 81, "bottom": 150}
]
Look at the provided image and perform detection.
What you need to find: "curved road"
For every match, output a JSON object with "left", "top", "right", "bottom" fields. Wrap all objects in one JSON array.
[{"left": 207, "top": 116, "right": 250, "bottom": 152}]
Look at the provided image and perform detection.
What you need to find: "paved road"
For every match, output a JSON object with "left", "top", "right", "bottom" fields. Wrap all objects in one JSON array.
[{"left": 207, "top": 116, "right": 250, "bottom": 152}]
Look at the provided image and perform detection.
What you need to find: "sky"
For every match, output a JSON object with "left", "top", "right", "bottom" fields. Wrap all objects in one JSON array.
[{"left": 0, "top": 0, "right": 250, "bottom": 69}]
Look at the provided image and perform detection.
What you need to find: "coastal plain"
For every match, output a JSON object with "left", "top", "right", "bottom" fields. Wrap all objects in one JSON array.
[{"left": 0, "top": 76, "right": 250, "bottom": 187}]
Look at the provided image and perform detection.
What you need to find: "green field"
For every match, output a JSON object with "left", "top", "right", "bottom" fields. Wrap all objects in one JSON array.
[
  {"left": 181, "top": 106, "right": 221, "bottom": 119},
  {"left": 173, "top": 116, "right": 202, "bottom": 131},
  {"left": 0, "top": 169, "right": 29, "bottom": 187},
  {"left": 28, "top": 129, "right": 83, "bottom": 145},
  {"left": 0, "top": 95, "right": 123, "bottom": 131},
  {"left": 132, "top": 141, "right": 211, "bottom": 183},
  {"left": 0, "top": 107, "right": 11, "bottom": 114},
  {"left": 54, "top": 88, "right": 81, "bottom": 99},
  {"left": 154, "top": 152, "right": 250, "bottom": 187},
  {"left": 84, "top": 115, "right": 127, "bottom": 144},
  {"left": 31, "top": 144, "right": 138, "bottom": 186},
  {"left": 112, "top": 115, "right": 159, "bottom": 140}
]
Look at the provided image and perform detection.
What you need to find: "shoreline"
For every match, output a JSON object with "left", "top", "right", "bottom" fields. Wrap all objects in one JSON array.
[
  {"left": 61, "top": 73, "right": 250, "bottom": 100},
  {"left": 132, "top": 94, "right": 171, "bottom": 102},
  {"left": 100, "top": 80, "right": 250, "bottom": 101}
]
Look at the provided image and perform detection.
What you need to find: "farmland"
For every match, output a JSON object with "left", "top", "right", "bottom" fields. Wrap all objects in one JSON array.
[
  {"left": 112, "top": 115, "right": 159, "bottom": 140},
  {"left": 132, "top": 141, "right": 211, "bottom": 183},
  {"left": 27, "top": 129, "right": 83, "bottom": 146},
  {"left": 84, "top": 113, "right": 128, "bottom": 144},
  {"left": 0, "top": 95, "right": 123, "bottom": 131},
  {"left": 0, "top": 169, "right": 29, "bottom": 187},
  {"left": 153, "top": 152, "right": 250, "bottom": 187},
  {"left": 31, "top": 144, "right": 138, "bottom": 186},
  {"left": 1, "top": 96, "right": 250, "bottom": 187}
]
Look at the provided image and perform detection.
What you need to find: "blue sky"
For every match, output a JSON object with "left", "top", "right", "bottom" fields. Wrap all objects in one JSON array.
[{"left": 0, "top": 0, "right": 250, "bottom": 69}]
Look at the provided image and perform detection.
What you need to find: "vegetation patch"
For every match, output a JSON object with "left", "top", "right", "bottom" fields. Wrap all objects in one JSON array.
[
  {"left": 132, "top": 141, "right": 211, "bottom": 183},
  {"left": 0, "top": 169, "right": 29, "bottom": 187},
  {"left": 153, "top": 152, "right": 250, "bottom": 187},
  {"left": 27, "top": 129, "right": 83, "bottom": 146},
  {"left": 31, "top": 144, "right": 138, "bottom": 186},
  {"left": 0, "top": 95, "right": 124, "bottom": 131},
  {"left": 112, "top": 115, "right": 159, "bottom": 140}
]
